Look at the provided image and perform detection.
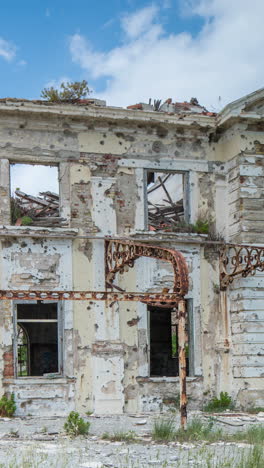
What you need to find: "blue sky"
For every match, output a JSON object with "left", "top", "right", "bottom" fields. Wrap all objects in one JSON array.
[
  {"left": 1, "top": 1, "right": 202, "bottom": 100},
  {"left": 1, "top": 0, "right": 264, "bottom": 109}
]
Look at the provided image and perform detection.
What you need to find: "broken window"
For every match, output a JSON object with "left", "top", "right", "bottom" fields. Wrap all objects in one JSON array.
[
  {"left": 147, "top": 171, "right": 188, "bottom": 231},
  {"left": 149, "top": 305, "right": 190, "bottom": 377},
  {"left": 10, "top": 164, "right": 64, "bottom": 227},
  {"left": 14, "top": 302, "right": 62, "bottom": 377}
]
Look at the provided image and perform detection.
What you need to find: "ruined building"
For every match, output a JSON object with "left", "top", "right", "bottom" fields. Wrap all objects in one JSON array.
[{"left": 0, "top": 88, "right": 264, "bottom": 417}]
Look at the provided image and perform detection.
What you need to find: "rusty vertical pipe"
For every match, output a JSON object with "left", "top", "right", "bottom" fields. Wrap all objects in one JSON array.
[{"left": 178, "top": 299, "right": 187, "bottom": 430}]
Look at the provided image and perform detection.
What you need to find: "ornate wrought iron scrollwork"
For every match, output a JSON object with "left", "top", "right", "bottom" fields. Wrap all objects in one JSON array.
[
  {"left": 220, "top": 244, "right": 264, "bottom": 289},
  {"left": 105, "top": 240, "right": 189, "bottom": 306}
]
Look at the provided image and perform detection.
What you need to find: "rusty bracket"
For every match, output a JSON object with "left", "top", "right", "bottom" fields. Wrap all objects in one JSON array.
[{"left": 220, "top": 244, "right": 264, "bottom": 289}]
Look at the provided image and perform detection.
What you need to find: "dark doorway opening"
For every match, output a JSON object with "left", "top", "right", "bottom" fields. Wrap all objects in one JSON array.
[{"left": 149, "top": 306, "right": 189, "bottom": 377}]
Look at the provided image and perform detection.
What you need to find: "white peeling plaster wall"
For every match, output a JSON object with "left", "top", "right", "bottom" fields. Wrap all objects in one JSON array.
[
  {"left": 132, "top": 245, "right": 202, "bottom": 412},
  {"left": 1, "top": 237, "right": 75, "bottom": 416},
  {"left": 1, "top": 238, "right": 72, "bottom": 290}
]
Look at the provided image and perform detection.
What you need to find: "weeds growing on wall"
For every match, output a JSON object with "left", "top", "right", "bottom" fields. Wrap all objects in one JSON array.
[
  {"left": 203, "top": 392, "right": 234, "bottom": 412},
  {"left": 0, "top": 393, "right": 16, "bottom": 417}
]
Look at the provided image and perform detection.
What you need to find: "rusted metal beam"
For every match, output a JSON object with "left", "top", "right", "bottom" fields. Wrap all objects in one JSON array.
[
  {"left": 0, "top": 289, "right": 181, "bottom": 305},
  {"left": 105, "top": 240, "right": 189, "bottom": 302},
  {"left": 220, "top": 244, "right": 264, "bottom": 289},
  {"left": 178, "top": 299, "right": 187, "bottom": 430}
]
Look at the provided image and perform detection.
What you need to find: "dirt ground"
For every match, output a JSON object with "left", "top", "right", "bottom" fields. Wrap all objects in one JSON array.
[{"left": 0, "top": 411, "right": 263, "bottom": 467}]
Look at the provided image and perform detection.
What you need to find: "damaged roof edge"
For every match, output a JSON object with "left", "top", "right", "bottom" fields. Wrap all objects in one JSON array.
[
  {"left": 217, "top": 87, "right": 264, "bottom": 127},
  {"left": 2, "top": 86, "right": 264, "bottom": 128},
  {"left": 0, "top": 99, "right": 216, "bottom": 128}
]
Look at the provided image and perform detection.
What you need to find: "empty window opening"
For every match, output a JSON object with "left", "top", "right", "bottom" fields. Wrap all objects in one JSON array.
[
  {"left": 149, "top": 306, "right": 189, "bottom": 377},
  {"left": 10, "top": 164, "right": 61, "bottom": 227},
  {"left": 147, "top": 171, "right": 186, "bottom": 231},
  {"left": 15, "top": 302, "right": 61, "bottom": 377},
  {"left": 17, "top": 324, "right": 30, "bottom": 376}
]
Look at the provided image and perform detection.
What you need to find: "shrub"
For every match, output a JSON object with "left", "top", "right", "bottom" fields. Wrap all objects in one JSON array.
[
  {"left": 21, "top": 216, "right": 33, "bottom": 226},
  {"left": 193, "top": 219, "right": 209, "bottom": 234},
  {"left": 0, "top": 393, "right": 16, "bottom": 417},
  {"left": 152, "top": 418, "right": 175, "bottom": 441},
  {"left": 64, "top": 411, "right": 90, "bottom": 437},
  {"left": 203, "top": 392, "right": 234, "bottom": 412},
  {"left": 41, "top": 80, "right": 90, "bottom": 102}
]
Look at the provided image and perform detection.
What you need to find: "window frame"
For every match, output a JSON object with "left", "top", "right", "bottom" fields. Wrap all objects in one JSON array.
[
  {"left": 13, "top": 300, "right": 63, "bottom": 378},
  {"left": 9, "top": 162, "right": 60, "bottom": 227},
  {"left": 148, "top": 299, "right": 194, "bottom": 378},
  {"left": 144, "top": 169, "right": 190, "bottom": 231}
]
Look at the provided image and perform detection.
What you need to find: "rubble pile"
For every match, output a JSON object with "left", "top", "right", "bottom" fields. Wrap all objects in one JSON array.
[
  {"left": 12, "top": 190, "right": 66, "bottom": 227},
  {"left": 147, "top": 175, "right": 184, "bottom": 230}
]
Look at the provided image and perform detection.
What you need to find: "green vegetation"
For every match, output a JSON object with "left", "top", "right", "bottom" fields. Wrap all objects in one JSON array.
[
  {"left": 10, "top": 197, "right": 22, "bottom": 224},
  {"left": 229, "top": 424, "right": 264, "bottom": 445},
  {"left": 0, "top": 393, "right": 16, "bottom": 417},
  {"left": 169, "top": 219, "right": 209, "bottom": 234},
  {"left": 102, "top": 430, "right": 136, "bottom": 442},
  {"left": 41, "top": 80, "right": 90, "bottom": 102},
  {"left": 152, "top": 418, "right": 175, "bottom": 441},
  {"left": 151, "top": 416, "right": 264, "bottom": 446},
  {"left": 203, "top": 392, "right": 234, "bottom": 412},
  {"left": 239, "top": 445, "right": 264, "bottom": 468},
  {"left": 174, "top": 418, "right": 223, "bottom": 443},
  {"left": 246, "top": 406, "right": 264, "bottom": 414},
  {"left": 64, "top": 411, "right": 90, "bottom": 437},
  {"left": 21, "top": 216, "right": 33, "bottom": 226},
  {"left": 192, "top": 219, "right": 209, "bottom": 234},
  {"left": 171, "top": 333, "right": 177, "bottom": 357}
]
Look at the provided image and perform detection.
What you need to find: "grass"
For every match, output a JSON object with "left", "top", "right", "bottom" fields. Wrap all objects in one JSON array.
[
  {"left": 151, "top": 416, "right": 264, "bottom": 446},
  {"left": 203, "top": 392, "right": 235, "bottom": 413},
  {"left": 174, "top": 418, "right": 223, "bottom": 443},
  {"left": 239, "top": 445, "right": 264, "bottom": 468},
  {"left": 229, "top": 424, "right": 264, "bottom": 445},
  {"left": 246, "top": 406, "right": 264, "bottom": 414},
  {"left": 102, "top": 430, "right": 136, "bottom": 442},
  {"left": 152, "top": 418, "right": 175, "bottom": 441}
]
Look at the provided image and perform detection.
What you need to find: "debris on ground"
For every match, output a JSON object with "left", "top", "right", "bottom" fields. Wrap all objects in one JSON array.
[{"left": 11, "top": 190, "right": 67, "bottom": 227}]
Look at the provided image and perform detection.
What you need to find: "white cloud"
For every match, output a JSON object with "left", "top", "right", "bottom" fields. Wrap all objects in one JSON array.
[
  {"left": 43, "top": 76, "right": 72, "bottom": 90},
  {"left": 0, "top": 37, "right": 16, "bottom": 61},
  {"left": 11, "top": 164, "right": 59, "bottom": 197},
  {"left": 69, "top": 0, "right": 264, "bottom": 110},
  {"left": 121, "top": 5, "right": 159, "bottom": 39},
  {"left": 17, "top": 59, "right": 27, "bottom": 67}
]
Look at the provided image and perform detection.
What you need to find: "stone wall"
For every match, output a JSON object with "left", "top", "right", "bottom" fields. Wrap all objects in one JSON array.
[{"left": 0, "top": 97, "right": 263, "bottom": 414}]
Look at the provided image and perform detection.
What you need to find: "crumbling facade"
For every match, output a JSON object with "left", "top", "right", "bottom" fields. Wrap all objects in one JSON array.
[{"left": 0, "top": 89, "right": 264, "bottom": 416}]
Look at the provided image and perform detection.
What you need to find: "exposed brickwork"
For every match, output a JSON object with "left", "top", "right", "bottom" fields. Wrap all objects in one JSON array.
[{"left": 3, "top": 351, "right": 14, "bottom": 378}]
